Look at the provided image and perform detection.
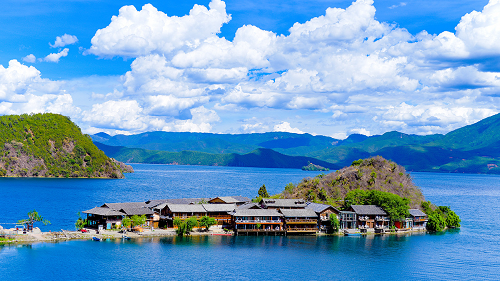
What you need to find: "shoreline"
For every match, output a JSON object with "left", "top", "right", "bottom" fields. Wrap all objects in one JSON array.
[{"left": 1, "top": 227, "right": 429, "bottom": 245}]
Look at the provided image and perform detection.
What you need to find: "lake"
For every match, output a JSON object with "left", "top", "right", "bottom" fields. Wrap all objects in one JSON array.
[{"left": 1, "top": 165, "right": 499, "bottom": 280}]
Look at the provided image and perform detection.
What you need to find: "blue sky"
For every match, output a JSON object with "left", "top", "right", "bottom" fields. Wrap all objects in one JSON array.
[{"left": 0, "top": 0, "right": 498, "bottom": 138}]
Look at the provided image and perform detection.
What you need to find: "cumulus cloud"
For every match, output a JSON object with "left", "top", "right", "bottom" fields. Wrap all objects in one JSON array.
[
  {"left": 50, "top": 34, "right": 79, "bottom": 48},
  {"left": 87, "top": 0, "right": 230, "bottom": 58},
  {"left": 72, "top": 0, "right": 500, "bottom": 135},
  {"left": 42, "top": 48, "right": 69, "bottom": 63},
  {"left": 273, "top": 121, "right": 305, "bottom": 134},
  {"left": 22, "top": 54, "right": 36, "bottom": 63}
]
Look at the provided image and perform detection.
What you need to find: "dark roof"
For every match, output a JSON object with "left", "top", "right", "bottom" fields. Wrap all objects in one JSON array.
[
  {"left": 261, "top": 199, "right": 307, "bottom": 208},
  {"left": 102, "top": 202, "right": 146, "bottom": 210},
  {"left": 306, "top": 202, "right": 339, "bottom": 214},
  {"left": 237, "top": 202, "right": 262, "bottom": 210},
  {"left": 280, "top": 209, "right": 318, "bottom": 218},
  {"left": 166, "top": 204, "right": 207, "bottom": 213},
  {"left": 144, "top": 199, "right": 169, "bottom": 208},
  {"left": 153, "top": 198, "right": 211, "bottom": 210},
  {"left": 202, "top": 204, "right": 236, "bottom": 212},
  {"left": 409, "top": 209, "right": 427, "bottom": 217},
  {"left": 208, "top": 196, "right": 251, "bottom": 204},
  {"left": 233, "top": 209, "right": 283, "bottom": 217},
  {"left": 120, "top": 208, "right": 154, "bottom": 216},
  {"left": 350, "top": 205, "right": 387, "bottom": 216},
  {"left": 82, "top": 207, "right": 125, "bottom": 216}
]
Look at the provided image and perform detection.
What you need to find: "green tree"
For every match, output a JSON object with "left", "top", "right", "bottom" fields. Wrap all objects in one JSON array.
[
  {"left": 173, "top": 217, "right": 186, "bottom": 236},
  {"left": 75, "top": 212, "right": 88, "bottom": 230},
  {"left": 18, "top": 210, "right": 50, "bottom": 231},
  {"left": 427, "top": 212, "right": 446, "bottom": 232},
  {"left": 343, "top": 189, "right": 369, "bottom": 208},
  {"left": 185, "top": 216, "right": 198, "bottom": 233},
  {"left": 199, "top": 216, "right": 217, "bottom": 231},
  {"left": 329, "top": 213, "right": 340, "bottom": 233},
  {"left": 258, "top": 184, "right": 270, "bottom": 198},
  {"left": 445, "top": 211, "right": 461, "bottom": 228},
  {"left": 131, "top": 215, "right": 147, "bottom": 227},
  {"left": 121, "top": 216, "right": 132, "bottom": 229}
]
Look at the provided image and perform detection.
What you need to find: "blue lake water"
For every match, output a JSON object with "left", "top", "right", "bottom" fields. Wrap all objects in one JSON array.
[{"left": 1, "top": 165, "right": 500, "bottom": 280}]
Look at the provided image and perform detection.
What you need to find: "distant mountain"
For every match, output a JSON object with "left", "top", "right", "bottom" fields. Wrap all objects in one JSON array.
[
  {"left": 91, "top": 112, "right": 500, "bottom": 174},
  {"left": 95, "top": 143, "right": 340, "bottom": 170},
  {"left": 0, "top": 113, "right": 132, "bottom": 178}
]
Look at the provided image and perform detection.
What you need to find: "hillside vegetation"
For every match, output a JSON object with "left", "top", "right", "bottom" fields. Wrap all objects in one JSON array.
[
  {"left": 277, "top": 156, "right": 425, "bottom": 209},
  {"left": 0, "top": 113, "right": 132, "bottom": 178},
  {"left": 96, "top": 143, "right": 340, "bottom": 169},
  {"left": 91, "top": 112, "right": 500, "bottom": 174}
]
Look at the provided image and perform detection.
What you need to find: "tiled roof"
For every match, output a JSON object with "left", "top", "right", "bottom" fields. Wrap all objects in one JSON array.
[
  {"left": 236, "top": 202, "right": 262, "bottom": 210},
  {"left": 409, "top": 209, "right": 427, "bottom": 217},
  {"left": 233, "top": 209, "right": 283, "bottom": 217},
  {"left": 202, "top": 204, "right": 236, "bottom": 212},
  {"left": 261, "top": 199, "right": 307, "bottom": 208},
  {"left": 280, "top": 209, "right": 318, "bottom": 218},
  {"left": 102, "top": 202, "right": 146, "bottom": 210},
  {"left": 166, "top": 204, "right": 207, "bottom": 213},
  {"left": 306, "top": 202, "right": 339, "bottom": 214},
  {"left": 209, "top": 196, "right": 251, "bottom": 204},
  {"left": 120, "top": 207, "right": 154, "bottom": 216},
  {"left": 82, "top": 207, "right": 125, "bottom": 216},
  {"left": 350, "top": 205, "right": 387, "bottom": 216}
]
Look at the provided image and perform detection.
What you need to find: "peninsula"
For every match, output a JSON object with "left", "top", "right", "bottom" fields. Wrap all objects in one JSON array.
[{"left": 0, "top": 113, "right": 132, "bottom": 178}]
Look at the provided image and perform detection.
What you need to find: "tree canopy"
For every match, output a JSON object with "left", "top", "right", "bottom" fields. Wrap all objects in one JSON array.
[{"left": 18, "top": 210, "right": 50, "bottom": 231}]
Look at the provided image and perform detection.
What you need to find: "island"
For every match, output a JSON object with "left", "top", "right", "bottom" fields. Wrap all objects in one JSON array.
[{"left": 302, "top": 162, "right": 329, "bottom": 171}]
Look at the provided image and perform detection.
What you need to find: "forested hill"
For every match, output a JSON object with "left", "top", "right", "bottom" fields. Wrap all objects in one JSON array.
[
  {"left": 276, "top": 156, "right": 426, "bottom": 209},
  {"left": 0, "top": 113, "right": 132, "bottom": 178},
  {"left": 91, "top": 112, "right": 500, "bottom": 174}
]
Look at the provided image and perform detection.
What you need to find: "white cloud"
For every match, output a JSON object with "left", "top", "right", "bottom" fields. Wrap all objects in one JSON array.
[
  {"left": 273, "top": 121, "right": 305, "bottom": 134},
  {"left": 389, "top": 2, "right": 407, "bottom": 9},
  {"left": 22, "top": 54, "right": 36, "bottom": 63},
  {"left": 50, "top": 34, "right": 79, "bottom": 48},
  {"left": 87, "top": 0, "right": 231, "bottom": 58},
  {"left": 43, "top": 48, "right": 69, "bottom": 63}
]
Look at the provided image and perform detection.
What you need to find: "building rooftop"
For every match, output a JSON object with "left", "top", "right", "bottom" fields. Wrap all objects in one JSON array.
[
  {"left": 261, "top": 199, "right": 307, "bottom": 208},
  {"left": 306, "top": 202, "right": 339, "bottom": 214},
  {"left": 120, "top": 207, "right": 154, "bottom": 216},
  {"left": 165, "top": 204, "right": 207, "bottom": 213},
  {"left": 82, "top": 207, "right": 125, "bottom": 216},
  {"left": 350, "top": 205, "right": 387, "bottom": 216},
  {"left": 102, "top": 202, "right": 147, "bottom": 210},
  {"left": 202, "top": 204, "right": 236, "bottom": 212},
  {"left": 280, "top": 209, "right": 318, "bottom": 218},
  {"left": 233, "top": 209, "right": 283, "bottom": 217},
  {"left": 409, "top": 209, "right": 427, "bottom": 217}
]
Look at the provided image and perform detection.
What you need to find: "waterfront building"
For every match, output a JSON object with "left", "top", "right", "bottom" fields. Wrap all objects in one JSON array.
[
  {"left": 82, "top": 207, "right": 125, "bottom": 230},
  {"left": 349, "top": 205, "right": 389, "bottom": 233},
  {"left": 280, "top": 209, "right": 319, "bottom": 234},
  {"left": 339, "top": 211, "right": 357, "bottom": 230},
  {"left": 208, "top": 196, "right": 251, "bottom": 206},
  {"left": 158, "top": 204, "right": 207, "bottom": 227},
  {"left": 306, "top": 202, "right": 340, "bottom": 232},
  {"left": 409, "top": 209, "right": 428, "bottom": 230},
  {"left": 232, "top": 209, "right": 284, "bottom": 235},
  {"left": 201, "top": 204, "right": 236, "bottom": 226}
]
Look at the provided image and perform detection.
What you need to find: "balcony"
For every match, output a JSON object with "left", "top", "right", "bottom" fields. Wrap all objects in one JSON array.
[
  {"left": 375, "top": 216, "right": 390, "bottom": 221},
  {"left": 235, "top": 219, "right": 282, "bottom": 224},
  {"left": 285, "top": 219, "right": 317, "bottom": 224}
]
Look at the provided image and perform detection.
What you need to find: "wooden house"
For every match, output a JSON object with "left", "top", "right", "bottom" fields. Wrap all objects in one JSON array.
[
  {"left": 306, "top": 202, "right": 340, "bottom": 232},
  {"left": 157, "top": 204, "right": 207, "bottom": 227},
  {"left": 280, "top": 209, "right": 318, "bottom": 234},
  {"left": 201, "top": 204, "right": 236, "bottom": 226},
  {"left": 232, "top": 209, "right": 284, "bottom": 235},
  {"left": 349, "top": 205, "right": 389, "bottom": 233},
  {"left": 260, "top": 199, "right": 307, "bottom": 210},
  {"left": 82, "top": 207, "right": 125, "bottom": 230},
  {"left": 409, "top": 209, "right": 428, "bottom": 230},
  {"left": 119, "top": 207, "right": 156, "bottom": 228}
]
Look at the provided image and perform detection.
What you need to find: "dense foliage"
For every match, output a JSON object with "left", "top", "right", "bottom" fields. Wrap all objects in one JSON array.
[
  {"left": 198, "top": 216, "right": 217, "bottom": 231},
  {"left": 75, "top": 212, "right": 88, "bottom": 230},
  {"left": 344, "top": 189, "right": 410, "bottom": 221},
  {"left": 173, "top": 217, "right": 199, "bottom": 236},
  {"left": 302, "top": 162, "right": 329, "bottom": 171},
  {"left": 329, "top": 213, "right": 340, "bottom": 232},
  {"left": 0, "top": 113, "right": 131, "bottom": 178},
  {"left": 278, "top": 156, "right": 425, "bottom": 209},
  {"left": 423, "top": 203, "right": 461, "bottom": 232},
  {"left": 18, "top": 210, "right": 50, "bottom": 231}
]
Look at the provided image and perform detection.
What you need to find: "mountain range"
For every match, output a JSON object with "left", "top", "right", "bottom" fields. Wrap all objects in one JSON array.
[{"left": 92, "top": 113, "right": 500, "bottom": 174}]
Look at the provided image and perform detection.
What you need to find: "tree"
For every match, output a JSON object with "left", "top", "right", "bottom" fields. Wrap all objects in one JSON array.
[
  {"left": 174, "top": 217, "right": 198, "bottom": 236},
  {"left": 199, "top": 216, "right": 217, "bottom": 231},
  {"left": 18, "top": 210, "right": 50, "bottom": 232},
  {"left": 445, "top": 210, "right": 461, "bottom": 228},
  {"left": 122, "top": 216, "right": 132, "bottom": 229},
  {"left": 185, "top": 216, "right": 198, "bottom": 233},
  {"left": 75, "top": 212, "right": 88, "bottom": 230},
  {"left": 258, "top": 184, "right": 270, "bottom": 198},
  {"left": 329, "top": 213, "right": 340, "bottom": 233},
  {"left": 131, "top": 215, "right": 147, "bottom": 227},
  {"left": 427, "top": 213, "right": 446, "bottom": 232}
]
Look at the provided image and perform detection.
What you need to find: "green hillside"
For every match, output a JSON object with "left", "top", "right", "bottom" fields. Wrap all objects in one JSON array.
[
  {"left": 0, "top": 113, "right": 132, "bottom": 178},
  {"left": 96, "top": 143, "right": 340, "bottom": 170},
  {"left": 91, "top": 112, "right": 500, "bottom": 174}
]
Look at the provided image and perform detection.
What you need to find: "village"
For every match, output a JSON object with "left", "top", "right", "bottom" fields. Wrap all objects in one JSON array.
[{"left": 81, "top": 196, "right": 429, "bottom": 236}]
